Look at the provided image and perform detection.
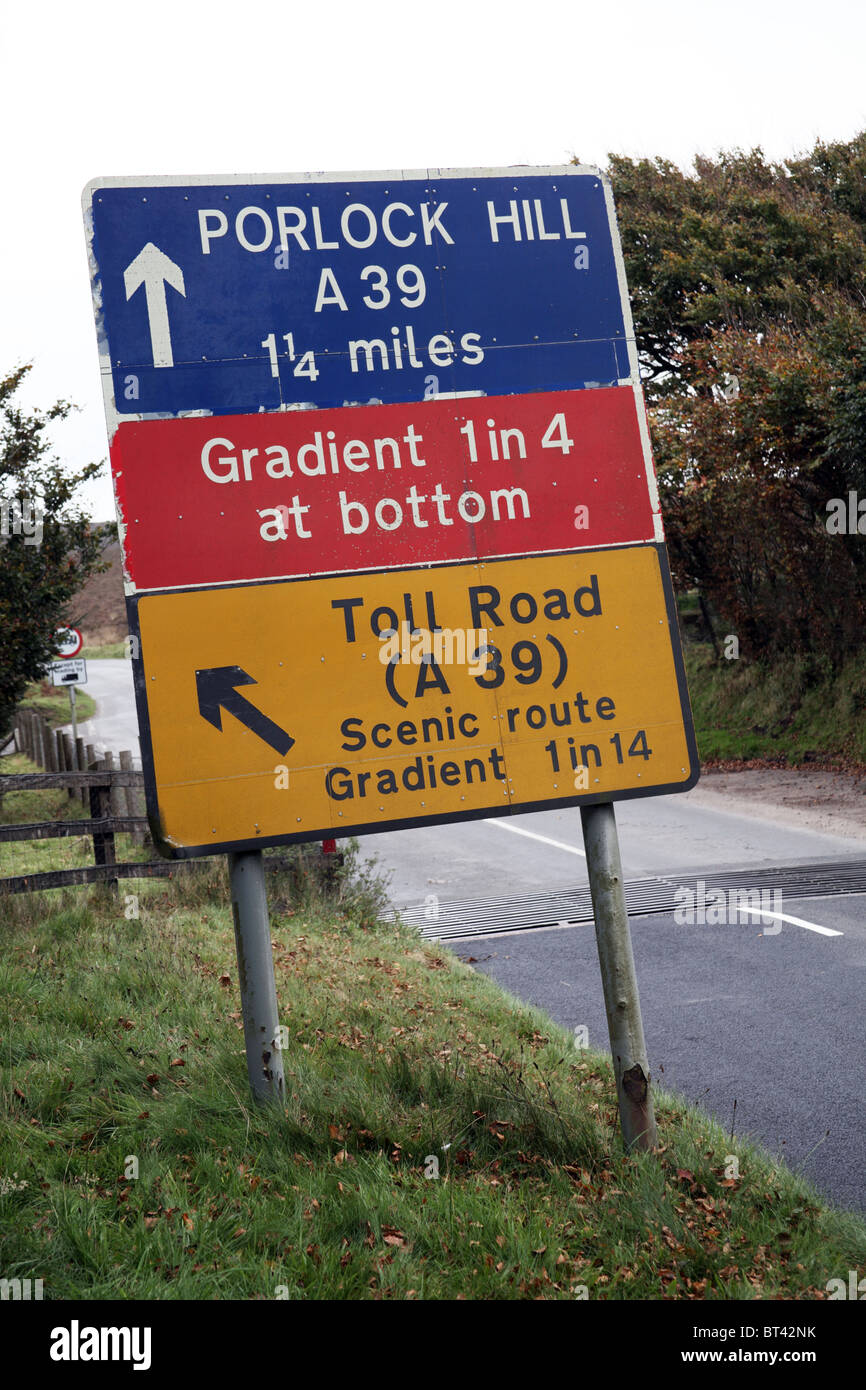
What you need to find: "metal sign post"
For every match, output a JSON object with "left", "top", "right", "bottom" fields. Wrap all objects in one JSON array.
[
  {"left": 581, "top": 800, "right": 656, "bottom": 1150},
  {"left": 228, "top": 850, "right": 285, "bottom": 1105},
  {"left": 49, "top": 648, "right": 86, "bottom": 749}
]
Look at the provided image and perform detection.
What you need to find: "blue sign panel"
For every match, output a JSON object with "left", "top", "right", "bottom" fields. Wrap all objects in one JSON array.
[{"left": 84, "top": 167, "right": 632, "bottom": 418}]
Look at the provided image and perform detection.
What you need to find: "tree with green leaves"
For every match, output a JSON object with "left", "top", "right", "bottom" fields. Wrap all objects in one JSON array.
[
  {"left": 607, "top": 133, "right": 866, "bottom": 661},
  {"left": 0, "top": 365, "right": 108, "bottom": 741}
]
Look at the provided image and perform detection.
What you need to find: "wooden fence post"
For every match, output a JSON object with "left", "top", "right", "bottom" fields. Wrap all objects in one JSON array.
[
  {"left": 89, "top": 758, "right": 117, "bottom": 892},
  {"left": 44, "top": 719, "right": 57, "bottom": 773},
  {"left": 61, "top": 733, "right": 76, "bottom": 800},
  {"left": 38, "top": 715, "right": 50, "bottom": 771},
  {"left": 119, "top": 751, "right": 143, "bottom": 845},
  {"left": 103, "top": 750, "right": 115, "bottom": 809},
  {"left": 55, "top": 730, "right": 68, "bottom": 796},
  {"left": 75, "top": 738, "right": 87, "bottom": 805}
]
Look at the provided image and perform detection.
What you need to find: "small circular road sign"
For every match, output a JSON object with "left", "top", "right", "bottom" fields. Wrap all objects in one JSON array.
[{"left": 54, "top": 627, "right": 83, "bottom": 658}]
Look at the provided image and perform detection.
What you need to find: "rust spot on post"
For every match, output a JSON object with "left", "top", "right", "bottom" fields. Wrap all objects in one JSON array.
[
  {"left": 619, "top": 1063, "right": 655, "bottom": 1151},
  {"left": 622, "top": 1063, "right": 648, "bottom": 1104}
]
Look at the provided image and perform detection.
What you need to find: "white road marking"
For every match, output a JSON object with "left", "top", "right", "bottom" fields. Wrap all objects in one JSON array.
[
  {"left": 484, "top": 821, "right": 845, "bottom": 936},
  {"left": 738, "top": 906, "right": 843, "bottom": 937},
  {"left": 483, "top": 819, "right": 586, "bottom": 857},
  {"left": 682, "top": 997, "right": 737, "bottom": 1005}
]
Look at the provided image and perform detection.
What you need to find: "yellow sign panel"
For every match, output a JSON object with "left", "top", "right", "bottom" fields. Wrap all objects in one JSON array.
[{"left": 133, "top": 545, "right": 697, "bottom": 856}]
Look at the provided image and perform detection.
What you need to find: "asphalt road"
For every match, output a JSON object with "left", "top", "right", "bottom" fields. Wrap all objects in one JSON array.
[
  {"left": 362, "top": 806, "right": 866, "bottom": 1212},
  {"left": 76, "top": 657, "right": 866, "bottom": 1210},
  {"left": 65, "top": 659, "right": 141, "bottom": 766},
  {"left": 464, "top": 894, "right": 865, "bottom": 1213},
  {"left": 362, "top": 799, "right": 866, "bottom": 905}
]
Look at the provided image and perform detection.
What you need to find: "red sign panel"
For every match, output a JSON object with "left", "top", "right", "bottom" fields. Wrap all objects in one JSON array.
[{"left": 111, "top": 386, "right": 659, "bottom": 591}]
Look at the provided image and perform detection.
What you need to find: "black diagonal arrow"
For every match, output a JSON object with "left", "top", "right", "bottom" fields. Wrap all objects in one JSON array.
[{"left": 195, "top": 666, "right": 295, "bottom": 756}]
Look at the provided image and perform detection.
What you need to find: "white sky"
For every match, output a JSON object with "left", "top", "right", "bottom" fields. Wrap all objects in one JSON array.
[{"left": 3, "top": 0, "right": 865, "bottom": 519}]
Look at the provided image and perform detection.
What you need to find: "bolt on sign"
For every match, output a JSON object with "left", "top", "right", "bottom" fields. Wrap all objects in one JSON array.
[{"left": 83, "top": 166, "right": 698, "bottom": 857}]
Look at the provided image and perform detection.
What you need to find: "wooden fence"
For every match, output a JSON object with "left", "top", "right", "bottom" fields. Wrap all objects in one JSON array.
[
  {"left": 1, "top": 707, "right": 171, "bottom": 894},
  {"left": 2, "top": 708, "right": 339, "bottom": 895},
  {"left": 11, "top": 707, "right": 144, "bottom": 829}
]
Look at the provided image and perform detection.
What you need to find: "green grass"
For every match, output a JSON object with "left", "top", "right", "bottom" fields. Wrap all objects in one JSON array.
[
  {"left": 19, "top": 682, "right": 96, "bottom": 728},
  {"left": 80, "top": 642, "right": 128, "bottom": 660},
  {"left": 1, "top": 862, "right": 863, "bottom": 1300},
  {"left": 684, "top": 644, "right": 866, "bottom": 765}
]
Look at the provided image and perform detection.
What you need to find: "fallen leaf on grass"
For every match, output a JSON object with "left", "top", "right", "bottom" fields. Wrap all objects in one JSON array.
[{"left": 661, "top": 1226, "right": 682, "bottom": 1252}]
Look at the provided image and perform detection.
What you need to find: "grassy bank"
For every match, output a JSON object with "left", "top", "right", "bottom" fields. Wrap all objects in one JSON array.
[
  {"left": 18, "top": 681, "right": 96, "bottom": 728},
  {"left": 684, "top": 644, "right": 866, "bottom": 766},
  {"left": 80, "top": 641, "right": 127, "bottom": 660},
  {"left": 1, "top": 846, "right": 864, "bottom": 1300}
]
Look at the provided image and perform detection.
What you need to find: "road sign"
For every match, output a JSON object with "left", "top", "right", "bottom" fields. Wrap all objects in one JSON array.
[
  {"left": 83, "top": 168, "right": 630, "bottom": 419},
  {"left": 85, "top": 165, "right": 695, "bottom": 1133},
  {"left": 84, "top": 164, "right": 698, "bottom": 859},
  {"left": 111, "top": 386, "right": 661, "bottom": 591},
  {"left": 132, "top": 545, "right": 695, "bottom": 856},
  {"left": 54, "top": 627, "right": 83, "bottom": 658},
  {"left": 49, "top": 658, "right": 87, "bottom": 686}
]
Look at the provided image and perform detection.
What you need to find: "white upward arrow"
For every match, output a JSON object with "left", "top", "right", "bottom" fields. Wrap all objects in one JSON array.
[{"left": 123, "top": 242, "right": 185, "bottom": 368}]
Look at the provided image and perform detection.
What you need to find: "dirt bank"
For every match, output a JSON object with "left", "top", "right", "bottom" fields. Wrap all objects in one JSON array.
[{"left": 685, "top": 767, "right": 866, "bottom": 842}]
